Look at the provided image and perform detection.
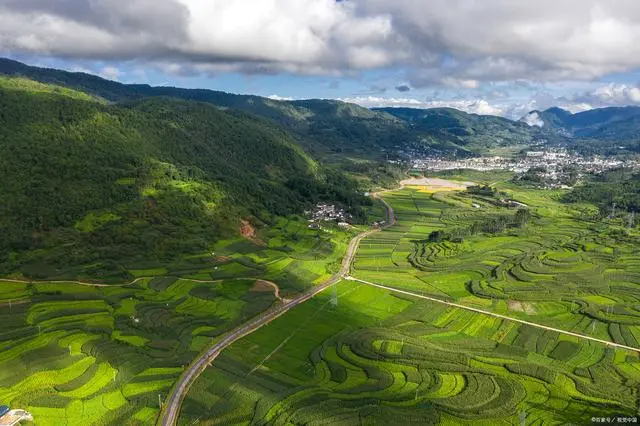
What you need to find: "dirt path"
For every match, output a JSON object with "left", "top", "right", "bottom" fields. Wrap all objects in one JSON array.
[
  {"left": 251, "top": 280, "right": 288, "bottom": 302},
  {"left": 346, "top": 277, "right": 640, "bottom": 353}
]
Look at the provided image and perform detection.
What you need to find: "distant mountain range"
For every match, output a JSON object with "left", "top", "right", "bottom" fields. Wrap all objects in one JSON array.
[
  {"left": 0, "top": 58, "right": 555, "bottom": 158},
  {"left": 2, "top": 57, "right": 640, "bottom": 159},
  {"left": 521, "top": 106, "right": 640, "bottom": 143}
]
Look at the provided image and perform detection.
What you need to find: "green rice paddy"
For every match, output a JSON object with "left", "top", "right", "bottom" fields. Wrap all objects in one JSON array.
[
  {"left": 4, "top": 177, "right": 640, "bottom": 424},
  {"left": 0, "top": 218, "right": 353, "bottom": 425},
  {"left": 178, "top": 177, "right": 640, "bottom": 425}
]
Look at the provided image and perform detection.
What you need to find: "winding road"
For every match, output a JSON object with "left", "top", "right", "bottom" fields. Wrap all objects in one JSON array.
[{"left": 156, "top": 193, "right": 396, "bottom": 426}]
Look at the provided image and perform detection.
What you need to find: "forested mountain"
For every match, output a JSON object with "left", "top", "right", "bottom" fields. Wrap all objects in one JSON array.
[
  {"left": 0, "top": 58, "right": 413, "bottom": 159},
  {"left": 0, "top": 75, "right": 367, "bottom": 280},
  {"left": 374, "top": 107, "right": 542, "bottom": 153},
  {"left": 5, "top": 58, "right": 640, "bottom": 160},
  {"left": 0, "top": 58, "right": 555, "bottom": 158},
  {"left": 523, "top": 106, "right": 640, "bottom": 141}
]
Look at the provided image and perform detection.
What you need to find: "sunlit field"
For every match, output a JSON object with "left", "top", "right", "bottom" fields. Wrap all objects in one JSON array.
[
  {"left": 179, "top": 174, "right": 640, "bottom": 425},
  {"left": 0, "top": 219, "right": 354, "bottom": 425}
]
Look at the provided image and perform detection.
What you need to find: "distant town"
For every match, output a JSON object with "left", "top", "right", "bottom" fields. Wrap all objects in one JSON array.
[{"left": 411, "top": 149, "right": 640, "bottom": 188}]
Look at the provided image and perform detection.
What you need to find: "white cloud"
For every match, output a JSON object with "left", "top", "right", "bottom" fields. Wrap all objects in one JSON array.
[
  {"left": 339, "top": 96, "right": 504, "bottom": 116},
  {"left": 267, "top": 94, "right": 294, "bottom": 101},
  {"left": 577, "top": 83, "right": 640, "bottom": 105},
  {"left": 522, "top": 112, "right": 544, "bottom": 127},
  {"left": 3, "top": 0, "right": 640, "bottom": 84},
  {"left": 99, "top": 66, "right": 121, "bottom": 80},
  {"left": 0, "top": 0, "right": 399, "bottom": 74}
]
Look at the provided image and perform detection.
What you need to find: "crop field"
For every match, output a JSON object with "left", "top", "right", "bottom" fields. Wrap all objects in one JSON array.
[
  {"left": 0, "top": 218, "right": 354, "bottom": 425},
  {"left": 353, "top": 184, "right": 640, "bottom": 347},
  {"left": 179, "top": 280, "right": 639, "bottom": 425},
  {"left": 179, "top": 176, "right": 640, "bottom": 425},
  {"left": 201, "top": 217, "right": 355, "bottom": 295},
  {"left": 0, "top": 277, "right": 279, "bottom": 425}
]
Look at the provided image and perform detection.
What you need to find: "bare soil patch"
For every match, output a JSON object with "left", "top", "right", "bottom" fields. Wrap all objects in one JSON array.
[
  {"left": 240, "top": 219, "right": 266, "bottom": 246},
  {"left": 250, "top": 280, "right": 288, "bottom": 302},
  {"left": 400, "top": 177, "right": 474, "bottom": 191},
  {"left": 508, "top": 300, "right": 536, "bottom": 314}
]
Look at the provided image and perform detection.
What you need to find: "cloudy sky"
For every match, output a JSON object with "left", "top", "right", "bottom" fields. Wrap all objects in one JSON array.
[{"left": 3, "top": 0, "right": 640, "bottom": 118}]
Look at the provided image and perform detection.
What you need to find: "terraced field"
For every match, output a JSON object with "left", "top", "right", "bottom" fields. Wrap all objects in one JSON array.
[
  {"left": 179, "top": 177, "right": 640, "bottom": 425},
  {"left": 0, "top": 219, "right": 355, "bottom": 425},
  {"left": 179, "top": 280, "right": 639, "bottom": 425},
  {"left": 353, "top": 185, "right": 640, "bottom": 348}
]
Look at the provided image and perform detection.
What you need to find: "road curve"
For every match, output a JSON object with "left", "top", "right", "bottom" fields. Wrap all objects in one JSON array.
[
  {"left": 346, "top": 277, "right": 640, "bottom": 353},
  {"left": 157, "top": 193, "right": 396, "bottom": 426}
]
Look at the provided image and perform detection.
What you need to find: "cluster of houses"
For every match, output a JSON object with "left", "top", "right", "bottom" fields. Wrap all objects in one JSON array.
[
  {"left": 412, "top": 149, "right": 640, "bottom": 189},
  {"left": 305, "top": 203, "right": 353, "bottom": 230},
  {"left": 414, "top": 150, "right": 637, "bottom": 174}
]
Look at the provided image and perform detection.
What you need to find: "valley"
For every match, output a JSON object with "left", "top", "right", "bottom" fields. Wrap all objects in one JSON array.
[
  {"left": 1, "top": 58, "right": 640, "bottom": 425},
  {"left": 175, "top": 174, "right": 640, "bottom": 425}
]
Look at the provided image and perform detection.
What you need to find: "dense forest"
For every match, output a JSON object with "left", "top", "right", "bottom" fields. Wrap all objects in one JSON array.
[
  {"left": 563, "top": 168, "right": 640, "bottom": 214},
  {"left": 0, "top": 76, "right": 368, "bottom": 280},
  {"left": 0, "top": 58, "right": 564, "bottom": 159}
]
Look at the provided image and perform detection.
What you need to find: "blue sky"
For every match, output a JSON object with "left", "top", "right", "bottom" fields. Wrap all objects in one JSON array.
[{"left": 3, "top": 1, "right": 640, "bottom": 119}]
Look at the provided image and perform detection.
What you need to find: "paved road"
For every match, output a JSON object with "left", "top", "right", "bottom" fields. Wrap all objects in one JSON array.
[
  {"left": 346, "top": 276, "right": 640, "bottom": 353},
  {"left": 157, "top": 193, "right": 396, "bottom": 426}
]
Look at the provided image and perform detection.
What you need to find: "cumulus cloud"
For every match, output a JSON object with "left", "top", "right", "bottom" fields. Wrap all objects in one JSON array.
[
  {"left": 364, "top": 0, "right": 640, "bottom": 84},
  {"left": 2, "top": 0, "right": 640, "bottom": 84},
  {"left": 267, "top": 94, "right": 294, "bottom": 101},
  {"left": 571, "top": 83, "right": 640, "bottom": 107},
  {"left": 522, "top": 112, "right": 545, "bottom": 127},
  {"left": 395, "top": 84, "right": 411, "bottom": 92},
  {"left": 0, "top": 0, "right": 402, "bottom": 74},
  {"left": 339, "top": 96, "right": 504, "bottom": 116}
]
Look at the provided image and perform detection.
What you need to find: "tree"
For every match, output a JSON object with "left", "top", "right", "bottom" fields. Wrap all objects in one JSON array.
[{"left": 514, "top": 209, "right": 532, "bottom": 227}]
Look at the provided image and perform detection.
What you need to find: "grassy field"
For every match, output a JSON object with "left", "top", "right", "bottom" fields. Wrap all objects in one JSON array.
[
  {"left": 178, "top": 174, "right": 640, "bottom": 425},
  {"left": 0, "top": 218, "right": 354, "bottom": 425}
]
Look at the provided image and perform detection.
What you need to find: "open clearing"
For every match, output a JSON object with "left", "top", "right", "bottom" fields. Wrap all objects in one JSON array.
[{"left": 400, "top": 177, "right": 474, "bottom": 191}]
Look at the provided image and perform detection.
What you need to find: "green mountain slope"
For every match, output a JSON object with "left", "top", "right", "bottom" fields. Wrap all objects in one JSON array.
[
  {"left": 0, "top": 76, "right": 365, "bottom": 280},
  {"left": 524, "top": 106, "right": 640, "bottom": 139},
  {"left": 0, "top": 58, "right": 414, "bottom": 159},
  {"left": 375, "top": 107, "right": 539, "bottom": 153}
]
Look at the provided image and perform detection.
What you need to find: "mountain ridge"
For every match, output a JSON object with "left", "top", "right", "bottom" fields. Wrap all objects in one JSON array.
[{"left": 0, "top": 74, "right": 367, "bottom": 280}]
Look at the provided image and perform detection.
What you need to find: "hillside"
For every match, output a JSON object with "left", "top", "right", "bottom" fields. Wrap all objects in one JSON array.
[
  {"left": 375, "top": 107, "right": 540, "bottom": 153},
  {"left": 0, "top": 76, "right": 366, "bottom": 281},
  {"left": 6, "top": 58, "right": 640, "bottom": 160},
  {"left": 564, "top": 168, "right": 640, "bottom": 213},
  {"left": 1, "top": 58, "right": 556, "bottom": 159},
  {"left": 523, "top": 106, "right": 640, "bottom": 142},
  {"left": 0, "top": 58, "right": 416, "bottom": 159}
]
